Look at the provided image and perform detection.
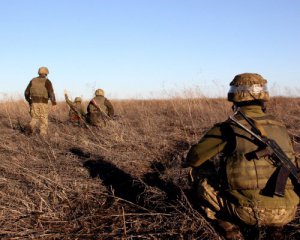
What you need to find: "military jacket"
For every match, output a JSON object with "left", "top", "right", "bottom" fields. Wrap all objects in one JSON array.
[{"left": 87, "top": 96, "right": 114, "bottom": 117}]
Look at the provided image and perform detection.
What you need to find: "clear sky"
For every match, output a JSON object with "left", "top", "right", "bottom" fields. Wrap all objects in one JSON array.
[{"left": 0, "top": 0, "right": 299, "bottom": 100}]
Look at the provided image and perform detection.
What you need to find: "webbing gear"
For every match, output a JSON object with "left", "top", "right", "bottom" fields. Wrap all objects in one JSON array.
[{"left": 229, "top": 110, "right": 300, "bottom": 197}]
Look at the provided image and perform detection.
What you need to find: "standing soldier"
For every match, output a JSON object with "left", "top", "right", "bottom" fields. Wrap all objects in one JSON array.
[
  {"left": 24, "top": 67, "right": 56, "bottom": 135},
  {"left": 182, "top": 73, "right": 299, "bottom": 239},
  {"left": 86, "top": 89, "right": 114, "bottom": 127},
  {"left": 64, "top": 90, "right": 86, "bottom": 125}
]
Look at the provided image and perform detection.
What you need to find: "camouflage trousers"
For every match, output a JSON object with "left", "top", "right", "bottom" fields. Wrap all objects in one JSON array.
[
  {"left": 195, "top": 179, "right": 297, "bottom": 226},
  {"left": 29, "top": 103, "right": 49, "bottom": 135}
]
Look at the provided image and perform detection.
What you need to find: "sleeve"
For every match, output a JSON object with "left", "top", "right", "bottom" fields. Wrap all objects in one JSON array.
[
  {"left": 24, "top": 81, "right": 32, "bottom": 104},
  {"left": 87, "top": 100, "right": 93, "bottom": 114},
  {"left": 64, "top": 94, "right": 73, "bottom": 106},
  {"left": 104, "top": 98, "right": 114, "bottom": 117},
  {"left": 184, "top": 124, "right": 227, "bottom": 168},
  {"left": 45, "top": 79, "right": 56, "bottom": 105}
]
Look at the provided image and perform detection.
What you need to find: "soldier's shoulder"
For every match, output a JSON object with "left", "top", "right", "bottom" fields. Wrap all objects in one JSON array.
[
  {"left": 208, "top": 121, "right": 229, "bottom": 132},
  {"left": 211, "top": 120, "right": 237, "bottom": 135},
  {"left": 254, "top": 114, "right": 285, "bottom": 126},
  {"left": 88, "top": 97, "right": 95, "bottom": 103}
]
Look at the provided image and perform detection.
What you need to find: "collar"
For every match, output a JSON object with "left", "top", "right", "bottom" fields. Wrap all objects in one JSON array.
[{"left": 239, "top": 105, "right": 265, "bottom": 117}]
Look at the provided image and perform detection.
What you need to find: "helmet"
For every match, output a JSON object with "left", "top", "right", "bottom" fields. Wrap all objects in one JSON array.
[
  {"left": 227, "top": 73, "right": 269, "bottom": 102},
  {"left": 95, "top": 89, "right": 104, "bottom": 96},
  {"left": 38, "top": 67, "right": 49, "bottom": 75},
  {"left": 74, "top": 97, "right": 82, "bottom": 103}
]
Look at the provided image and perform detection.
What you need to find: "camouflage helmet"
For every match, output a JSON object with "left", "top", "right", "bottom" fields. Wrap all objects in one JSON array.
[
  {"left": 74, "top": 97, "right": 82, "bottom": 103},
  {"left": 227, "top": 73, "right": 269, "bottom": 102},
  {"left": 95, "top": 89, "right": 104, "bottom": 96},
  {"left": 38, "top": 67, "right": 49, "bottom": 75}
]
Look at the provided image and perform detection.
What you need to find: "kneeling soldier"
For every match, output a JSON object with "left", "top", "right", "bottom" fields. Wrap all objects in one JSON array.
[
  {"left": 86, "top": 89, "right": 114, "bottom": 127},
  {"left": 64, "top": 90, "right": 86, "bottom": 125},
  {"left": 183, "top": 73, "right": 299, "bottom": 239}
]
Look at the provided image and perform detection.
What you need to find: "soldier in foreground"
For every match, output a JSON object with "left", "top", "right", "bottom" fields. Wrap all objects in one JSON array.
[
  {"left": 64, "top": 90, "right": 86, "bottom": 125},
  {"left": 86, "top": 89, "right": 114, "bottom": 127},
  {"left": 24, "top": 67, "right": 56, "bottom": 135},
  {"left": 183, "top": 73, "right": 299, "bottom": 239}
]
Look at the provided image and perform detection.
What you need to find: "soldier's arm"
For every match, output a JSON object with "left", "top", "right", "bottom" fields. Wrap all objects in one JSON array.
[
  {"left": 24, "top": 81, "right": 32, "bottom": 104},
  {"left": 64, "top": 94, "right": 73, "bottom": 107},
  {"left": 184, "top": 124, "right": 227, "bottom": 168},
  {"left": 104, "top": 98, "right": 114, "bottom": 117},
  {"left": 45, "top": 79, "right": 57, "bottom": 105},
  {"left": 87, "top": 101, "right": 93, "bottom": 114}
]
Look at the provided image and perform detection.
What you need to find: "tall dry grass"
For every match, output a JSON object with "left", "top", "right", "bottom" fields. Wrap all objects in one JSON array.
[{"left": 0, "top": 97, "right": 299, "bottom": 239}]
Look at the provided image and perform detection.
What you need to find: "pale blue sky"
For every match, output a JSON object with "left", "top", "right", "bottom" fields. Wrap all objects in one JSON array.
[{"left": 0, "top": 0, "right": 299, "bottom": 100}]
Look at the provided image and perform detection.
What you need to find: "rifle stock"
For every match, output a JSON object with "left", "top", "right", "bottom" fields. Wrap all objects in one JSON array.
[{"left": 229, "top": 110, "right": 300, "bottom": 197}]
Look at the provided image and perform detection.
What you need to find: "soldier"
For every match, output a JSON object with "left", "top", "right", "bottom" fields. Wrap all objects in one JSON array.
[
  {"left": 182, "top": 73, "right": 299, "bottom": 239},
  {"left": 64, "top": 90, "right": 86, "bottom": 125},
  {"left": 24, "top": 67, "right": 56, "bottom": 135},
  {"left": 86, "top": 89, "right": 114, "bottom": 127}
]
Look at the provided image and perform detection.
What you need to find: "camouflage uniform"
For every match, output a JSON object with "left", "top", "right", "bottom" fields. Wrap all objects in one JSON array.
[
  {"left": 24, "top": 67, "right": 56, "bottom": 135},
  {"left": 65, "top": 95, "right": 86, "bottom": 125},
  {"left": 183, "top": 73, "right": 299, "bottom": 238},
  {"left": 86, "top": 89, "right": 114, "bottom": 127}
]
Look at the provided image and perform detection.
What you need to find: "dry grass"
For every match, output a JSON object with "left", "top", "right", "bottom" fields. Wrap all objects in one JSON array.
[{"left": 0, "top": 97, "right": 299, "bottom": 239}]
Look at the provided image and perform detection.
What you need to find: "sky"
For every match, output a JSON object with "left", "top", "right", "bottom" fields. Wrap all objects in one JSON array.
[{"left": 0, "top": 0, "right": 299, "bottom": 100}]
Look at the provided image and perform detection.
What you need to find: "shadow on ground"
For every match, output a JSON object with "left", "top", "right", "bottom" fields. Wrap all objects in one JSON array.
[
  {"left": 69, "top": 145, "right": 299, "bottom": 240},
  {"left": 70, "top": 147, "right": 184, "bottom": 211}
]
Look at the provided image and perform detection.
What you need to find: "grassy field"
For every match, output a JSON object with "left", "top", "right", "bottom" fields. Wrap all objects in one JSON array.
[{"left": 0, "top": 97, "right": 299, "bottom": 239}]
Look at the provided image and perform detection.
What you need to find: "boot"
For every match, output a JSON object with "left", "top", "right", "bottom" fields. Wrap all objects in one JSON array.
[
  {"left": 24, "top": 124, "right": 33, "bottom": 136},
  {"left": 217, "top": 219, "right": 244, "bottom": 240},
  {"left": 266, "top": 227, "right": 286, "bottom": 240}
]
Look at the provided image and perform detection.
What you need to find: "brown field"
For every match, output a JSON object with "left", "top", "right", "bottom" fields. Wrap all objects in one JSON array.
[{"left": 0, "top": 97, "right": 299, "bottom": 239}]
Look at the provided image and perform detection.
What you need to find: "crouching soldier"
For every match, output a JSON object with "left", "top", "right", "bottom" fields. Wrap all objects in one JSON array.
[
  {"left": 182, "top": 73, "right": 299, "bottom": 239},
  {"left": 24, "top": 67, "right": 56, "bottom": 136},
  {"left": 64, "top": 90, "right": 86, "bottom": 125},
  {"left": 86, "top": 89, "right": 114, "bottom": 127}
]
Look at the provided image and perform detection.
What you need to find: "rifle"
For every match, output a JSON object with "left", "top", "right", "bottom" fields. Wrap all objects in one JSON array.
[{"left": 229, "top": 110, "right": 300, "bottom": 197}]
